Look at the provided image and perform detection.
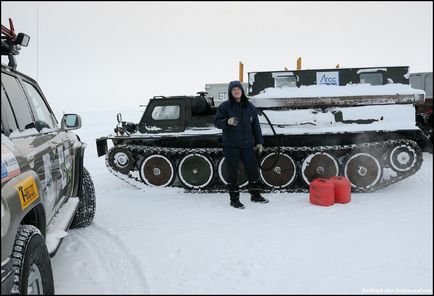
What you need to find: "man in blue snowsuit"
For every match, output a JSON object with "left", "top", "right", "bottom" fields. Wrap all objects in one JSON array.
[{"left": 214, "top": 80, "right": 269, "bottom": 209}]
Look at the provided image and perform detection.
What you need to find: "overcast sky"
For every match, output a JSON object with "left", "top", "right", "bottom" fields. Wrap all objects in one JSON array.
[{"left": 1, "top": 1, "right": 433, "bottom": 116}]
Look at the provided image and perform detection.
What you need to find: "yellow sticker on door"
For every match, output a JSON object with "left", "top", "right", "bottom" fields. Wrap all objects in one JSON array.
[{"left": 16, "top": 176, "right": 39, "bottom": 210}]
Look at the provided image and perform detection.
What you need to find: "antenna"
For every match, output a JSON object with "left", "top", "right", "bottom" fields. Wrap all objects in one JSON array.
[{"left": 37, "top": 5, "right": 39, "bottom": 80}]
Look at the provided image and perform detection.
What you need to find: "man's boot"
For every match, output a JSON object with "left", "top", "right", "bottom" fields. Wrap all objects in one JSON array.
[
  {"left": 229, "top": 191, "right": 245, "bottom": 209},
  {"left": 249, "top": 188, "right": 269, "bottom": 203}
]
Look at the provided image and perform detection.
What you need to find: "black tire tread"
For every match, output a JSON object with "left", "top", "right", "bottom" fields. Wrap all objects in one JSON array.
[
  {"left": 70, "top": 167, "right": 96, "bottom": 229},
  {"left": 11, "top": 225, "right": 54, "bottom": 295}
]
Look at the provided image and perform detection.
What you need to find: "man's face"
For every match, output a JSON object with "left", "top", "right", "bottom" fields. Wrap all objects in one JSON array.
[{"left": 231, "top": 87, "right": 242, "bottom": 100}]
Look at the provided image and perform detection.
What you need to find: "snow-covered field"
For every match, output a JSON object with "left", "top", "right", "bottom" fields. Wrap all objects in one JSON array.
[{"left": 51, "top": 110, "right": 433, "bottom": 294}]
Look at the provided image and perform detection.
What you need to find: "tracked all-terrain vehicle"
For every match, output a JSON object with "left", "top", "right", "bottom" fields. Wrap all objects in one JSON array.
[{"left": 96, "top": 66, "right": 430, "bottom": 193}]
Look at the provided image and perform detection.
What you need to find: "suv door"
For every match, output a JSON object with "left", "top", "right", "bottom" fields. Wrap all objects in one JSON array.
[
  {"left": 19, "top": 77, "right": 74, "bottom": 219},
  {"left": 1, "top": 72, "right": 60, "bottom": 221}
]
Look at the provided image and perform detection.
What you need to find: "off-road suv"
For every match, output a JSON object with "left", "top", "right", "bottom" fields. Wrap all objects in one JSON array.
[{"left": 1, "top": 19, "right": 96, "bottom": 294}]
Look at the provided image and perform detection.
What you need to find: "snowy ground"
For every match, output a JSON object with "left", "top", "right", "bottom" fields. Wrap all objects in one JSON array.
[{"left": 51, "top": 110, "right": 433, "bottom": 294}]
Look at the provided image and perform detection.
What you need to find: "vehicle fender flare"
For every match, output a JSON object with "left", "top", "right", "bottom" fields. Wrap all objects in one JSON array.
[{"left": 71, "top": 141, "right": 87, "bottom": 197}]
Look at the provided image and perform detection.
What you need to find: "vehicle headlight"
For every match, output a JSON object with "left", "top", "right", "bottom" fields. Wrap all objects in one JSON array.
[{"left": 1, "top": 198, "right": 11, "bottom": 237}]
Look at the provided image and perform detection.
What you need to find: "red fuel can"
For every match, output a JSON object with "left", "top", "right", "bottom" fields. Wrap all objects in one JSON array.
[
  {"left": 332, "top": 176, "right": 351, "bottom": 204},
  {"left": 309, "top": 178, "right": 335, "bottom": 207}
]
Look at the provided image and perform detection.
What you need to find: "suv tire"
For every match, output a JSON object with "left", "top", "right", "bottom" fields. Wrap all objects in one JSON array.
[
  {"left": 70, "top": 167, "right": 96, "bottom": 229},
  {"left": 11, "top": 225, "right": 54, "bottom": 295}
]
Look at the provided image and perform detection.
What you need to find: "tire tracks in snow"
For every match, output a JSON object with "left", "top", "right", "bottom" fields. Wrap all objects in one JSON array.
[{"left": 73, "top": 223, "right": 149, "bottom": 294}]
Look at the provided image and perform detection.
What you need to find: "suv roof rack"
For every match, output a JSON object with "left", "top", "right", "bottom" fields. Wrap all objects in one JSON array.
[{"left": 1, "top": 18, "right": 30, "bottom": 70}]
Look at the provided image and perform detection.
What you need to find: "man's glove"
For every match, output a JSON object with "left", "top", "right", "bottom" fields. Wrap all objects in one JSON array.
[
  {"left": 255, "top": 144, "right": 264, "bottom": 156},
  {"left": 227, "top": 117, "right": 239, "bottom": 126}
]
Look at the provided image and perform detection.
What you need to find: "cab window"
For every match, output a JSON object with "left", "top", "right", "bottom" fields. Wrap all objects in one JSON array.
[
  {"left": 1, "top": 73, "right": 34, "bottom": 132},
  {"left": 275, "top": 75, "right": 297, "bottom": 88},
  {"left": 359, "top": 72, "right": 383, "bottom": 85},
  {"left": 151, "top": 105, "right": 180, "bottom": 120},
  {"left": 22, "top": 80, "right": 56, "bottom": 131}
]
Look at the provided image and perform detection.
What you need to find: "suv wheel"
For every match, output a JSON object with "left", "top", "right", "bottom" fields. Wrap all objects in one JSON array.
[
  {"left": 11, "top": 225, "right": 54, "bottom": 295},
  {"left": 70, "top": 167, "right": 96, "bottom": 228}
]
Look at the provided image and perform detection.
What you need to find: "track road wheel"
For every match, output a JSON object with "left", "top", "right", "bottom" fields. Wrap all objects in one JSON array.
[
  {"left": 389, "top": 144, "right": 418, "bottom": 172},
  {"left": 218, "top": 157, "right": 248, "bottom": 188},
  {"left": 301, "top": 152, "right": 339, "bottom": 185},
  {"left": 108, "top": 147, "right": 134, "bottom": 174},
  {"left": 178, "top": 153, "right": 214, "bottom": 189},
  {"left": 260, "top": 152, "right": 296, "bottom": 189},
  {"left": 344, "top": 152, "right": 382, "bottom": 190},
  {"left": 139, "top": 154, "right": 175, "bottom": 187}
]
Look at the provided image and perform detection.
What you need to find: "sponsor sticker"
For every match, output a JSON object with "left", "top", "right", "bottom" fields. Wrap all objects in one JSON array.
[
  {"left": 43, "top": 153, "right": 55, "bottom": 205},
  {"left": 57, "top": 146, "right": 67, "bottom": 188},
  {"left": 16, "top": 176, "right": 39, "bottom": 210},
  {"left": 1, "top": 161, "right": 8, "bottom": 179},
  {"left": 64, "top": 149, "right": 72, "bottom": 169},
  {"left": 316, "top": 71, "right": 339, "bottom": 86},
  {"left": 1, "top": 146, "right": 21, "bottom": 183}
]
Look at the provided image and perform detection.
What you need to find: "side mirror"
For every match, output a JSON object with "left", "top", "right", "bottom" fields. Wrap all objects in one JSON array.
[
  {"left": 117, "top": 113, "right": 122, "bottom": 123},
  {"left": 61, "top": 114, "right": 82, "bottom": 130}
]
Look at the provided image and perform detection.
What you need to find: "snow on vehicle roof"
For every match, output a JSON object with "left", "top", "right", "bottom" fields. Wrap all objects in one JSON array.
[
  {"left": 112, "top": 127, "right": 223, "bottom": 139},
  {"left": 356, "top": 68, "right": 388, "bottom": 74},
  {"left": 272, "top": 72, "right": 295, "bottom": 77},
  {"left": 249, "top": 83, "right": 425, "bottom": 99}
]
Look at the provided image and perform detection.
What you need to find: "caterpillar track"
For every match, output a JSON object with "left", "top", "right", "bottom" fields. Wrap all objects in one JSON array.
[{"left": 104, "top": 138, "right": 423, "bottom": 193}]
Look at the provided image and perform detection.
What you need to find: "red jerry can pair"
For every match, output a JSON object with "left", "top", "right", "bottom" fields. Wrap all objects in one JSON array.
[{"left": 309, "top": 177, "right": 351, "bottom": 207}]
